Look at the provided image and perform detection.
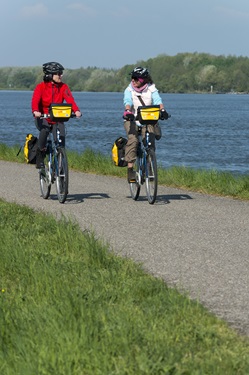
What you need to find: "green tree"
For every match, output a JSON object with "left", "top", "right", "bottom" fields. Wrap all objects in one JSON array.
[{"left": 1, "top": 53, "right": 249, "bottom": 93}]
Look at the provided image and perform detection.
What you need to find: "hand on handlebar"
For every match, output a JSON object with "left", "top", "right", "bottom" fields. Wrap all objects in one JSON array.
[
  {"left": 160, "top": 109, "right": 170, "bottom": 120},
  {"left": 33, "top": 111, "right": 42, "bottom": 118},
  {"left": 74, "top": 110, "right": 82, "bottom": 118},
  {"left": 123, "top": 110, "right": 135, "bottom": 121}
]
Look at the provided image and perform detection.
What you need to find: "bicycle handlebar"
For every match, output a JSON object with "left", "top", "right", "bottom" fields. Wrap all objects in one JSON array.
[
  {"left": 123, "top": 113, "right": 171, "bottom": 122},
  {"left": 36, "top": 113, "right": 79, "bottom": 119}
]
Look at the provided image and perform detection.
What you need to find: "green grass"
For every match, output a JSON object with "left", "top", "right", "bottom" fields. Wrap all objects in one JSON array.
[
  {"left": 2, "top": 143, "right": 249, "bottom": 200},
  {"left": 1, "top": 200, "right": 249, "bottom": 374}
]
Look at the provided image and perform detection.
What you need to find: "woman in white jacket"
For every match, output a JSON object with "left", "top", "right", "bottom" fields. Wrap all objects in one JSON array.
[{"left": 123, "top": 66, "right": 169, "bottom": 182}]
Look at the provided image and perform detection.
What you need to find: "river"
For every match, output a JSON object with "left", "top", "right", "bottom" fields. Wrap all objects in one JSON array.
[{"left": 1, "top": 91, "right": 249, "bottom": 175}]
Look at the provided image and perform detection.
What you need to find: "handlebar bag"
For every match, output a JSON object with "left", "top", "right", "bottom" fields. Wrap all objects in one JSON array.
[
  {"left": 49, "top": 103, "right": 72, "bottom": 122},
  {"left": 137, "top": 105, "right": 160, "bottom": 125}
]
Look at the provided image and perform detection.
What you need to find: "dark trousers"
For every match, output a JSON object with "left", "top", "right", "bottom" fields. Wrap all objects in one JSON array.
[{"left": 35, "top": 118, "right": 65, "bottom": 150}]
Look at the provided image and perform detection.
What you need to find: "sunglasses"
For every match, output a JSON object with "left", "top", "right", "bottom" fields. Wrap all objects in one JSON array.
[
  {"left": 132, "top": 76, "right": 144, "bottom": 83},
  {"left": 55, "top": 72, "right": 63, "bottom": 76}
]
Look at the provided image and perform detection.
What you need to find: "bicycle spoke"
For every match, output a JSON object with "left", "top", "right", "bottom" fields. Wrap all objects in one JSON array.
[
  {"left": 145, "top": 149, "right": 158, "bottom": 204},
  {"left": 129, "top": 156, "right": 141, "bottom": 200},
  {"left": 39, "top": 155, "right": 51, "bottom": 199},
  {"left": 55, "top": 149, "right": 68, "bottom": 203}
]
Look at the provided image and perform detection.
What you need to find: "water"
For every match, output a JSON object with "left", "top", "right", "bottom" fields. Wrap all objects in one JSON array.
[{"left": 1, "top": 90, "right": 249, "bottom": 176}]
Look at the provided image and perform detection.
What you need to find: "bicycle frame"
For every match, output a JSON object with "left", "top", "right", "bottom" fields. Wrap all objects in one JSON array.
[
  {"left": 136, "top": 125, "right": 150, "bottom": 184},
  {"left": 46, "top": 127, "right": 59, "bottom": 183},
  {"left": 129, "top": 123, "right": 158, "bottom": 204}
]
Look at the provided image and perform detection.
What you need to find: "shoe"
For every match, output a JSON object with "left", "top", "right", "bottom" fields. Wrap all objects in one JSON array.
[
  {"left": 127, "top": 168, "right": 136, "bottom": 183},
  {"left": 36, "top": 149, "right": 45, "bottom": 169},
  {"left": 36, "top": 162, "right": 45, "bottom": 170}
]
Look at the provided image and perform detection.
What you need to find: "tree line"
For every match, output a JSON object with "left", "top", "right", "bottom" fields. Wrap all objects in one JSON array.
[{"left": 1, "top": 52, "right": 249, "bottom": 93}]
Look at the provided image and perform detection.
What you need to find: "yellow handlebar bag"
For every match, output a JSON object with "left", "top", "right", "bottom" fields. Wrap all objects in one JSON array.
[
  {"left": 137, "top": 105, "right": 160, "bottom": 125},
  {"left": 49, "top": 103, "right": 72, "bottom": 122}
]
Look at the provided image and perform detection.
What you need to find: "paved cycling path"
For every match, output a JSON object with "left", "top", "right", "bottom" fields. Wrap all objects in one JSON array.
[{"left": 1, "top": 160, "right": 248, "bottom": 336}]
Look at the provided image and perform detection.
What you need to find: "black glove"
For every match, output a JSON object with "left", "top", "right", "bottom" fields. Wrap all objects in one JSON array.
[
  {"left": 160, "top": 109, "right": 169, "bottom": 120},
  {"left": 123, "top": 110, "right": 135, "bottom": 121}
]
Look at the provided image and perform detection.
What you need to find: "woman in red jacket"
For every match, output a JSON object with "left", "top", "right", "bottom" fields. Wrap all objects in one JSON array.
[{"left": 31, "top": 61, "right": 82, "bottom": 168}]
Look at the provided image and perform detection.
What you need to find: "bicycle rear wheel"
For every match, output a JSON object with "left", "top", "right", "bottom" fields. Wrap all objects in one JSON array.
[
  {"left": 145, "top": 149, "right": 158, "bottom": 204},
  {"left": 39, "top": 155, "right": 51, "bottom": 199},
  {"left": 55, "top": 148, "right": 68, "bottom": 204},
  {"left": 129, "top": 156, "right": 141, "bottom": 200}
]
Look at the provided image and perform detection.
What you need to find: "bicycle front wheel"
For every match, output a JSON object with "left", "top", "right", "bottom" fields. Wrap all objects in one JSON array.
[
  {"left": 145, "top": 149, "right": 158, "bottom": 204},
  {"left": 129, "top": 156, "right": 141, "bottom": 201},
  {"left": 55, "top": 148, "right": 68, "bottom": 204},
  {"left": 39, "top": 155, "right": 51, "bottom": 199}
]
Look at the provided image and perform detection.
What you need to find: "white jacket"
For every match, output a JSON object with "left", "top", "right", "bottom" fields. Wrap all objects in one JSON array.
[{"left": 127, "top": 84, "right": 157, "bottom": 115}]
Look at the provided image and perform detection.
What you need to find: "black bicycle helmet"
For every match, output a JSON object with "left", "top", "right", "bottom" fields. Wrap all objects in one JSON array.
[
  {"left": 130, "top": 66, "right": 149, "bottom": 78},
  {"left": 43, "top": 62, "right": 64, "bottom": 75}
]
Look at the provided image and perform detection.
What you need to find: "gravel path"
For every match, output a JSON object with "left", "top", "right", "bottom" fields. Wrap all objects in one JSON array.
[{"left": 1, "top": 160, "right": 248, "bottom": 336}]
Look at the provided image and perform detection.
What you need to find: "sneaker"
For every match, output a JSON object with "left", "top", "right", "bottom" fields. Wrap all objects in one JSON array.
[
  {"left": 36, "top": 161, "right": 45, "bottom": 169},
  {"left": 127, "top": 168, "right": 136, "bottom": 183}
]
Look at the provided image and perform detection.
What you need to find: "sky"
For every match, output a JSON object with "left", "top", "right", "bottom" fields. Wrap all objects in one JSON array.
[{"left": 1, "top": 0, "right": 249, "bottom": 70}]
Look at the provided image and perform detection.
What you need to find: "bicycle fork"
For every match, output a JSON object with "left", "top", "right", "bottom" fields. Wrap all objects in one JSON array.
[
  {"left": 54, "top": 128, "right": 65, "bottom": 178},
  {"left": 143, "top": 129, "right": 152, "bottom": 181},
  {"left": 46, "top": 140, "right": 53, "bottom": 185}
]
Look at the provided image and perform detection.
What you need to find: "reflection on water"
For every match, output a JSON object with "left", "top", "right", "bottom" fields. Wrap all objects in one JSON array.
[{"left": 1, "top": 91, "right": 249, "bottom": 176}]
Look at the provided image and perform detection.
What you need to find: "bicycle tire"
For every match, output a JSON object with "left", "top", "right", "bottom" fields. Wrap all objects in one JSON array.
[
  {"left": 129, "top": 156, "right": 141, "bottom": 200},
  {"left": 145, "top": 149, "right": 158, "bottom": 204},
  {"left": 55, "top": 148, "right": 68, "bottom": 203},
  {"left": 39, "top": 154, "right": 51, "bottom": 199}
]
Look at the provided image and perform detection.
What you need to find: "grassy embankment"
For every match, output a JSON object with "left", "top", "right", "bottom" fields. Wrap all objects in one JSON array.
[
  {"left": 1, "top": 144, "right": 249, "bottom": 373},
  {"left": 1, "top": 200, "right": 249, "bottom": 374},
  {"left": 1, "top": 143, "right": 249, "bottom": 200}
]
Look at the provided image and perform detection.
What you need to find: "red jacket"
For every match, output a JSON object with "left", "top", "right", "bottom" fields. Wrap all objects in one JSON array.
[{"left": 31, "top": 81, "right": 80, "bottom": 120}]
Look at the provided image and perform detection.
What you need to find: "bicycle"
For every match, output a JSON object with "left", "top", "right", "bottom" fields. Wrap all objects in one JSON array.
[
  {"left": 128, "top": 106, "right": 170, "bottom": 204},
  {"left": 38, "top": 105, "right": 76, "bottom": 204}
]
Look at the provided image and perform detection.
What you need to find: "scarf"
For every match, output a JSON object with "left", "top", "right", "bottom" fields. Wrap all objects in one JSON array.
[{"left": 131, "top": 81, "right": 148, "bottom": 93}]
